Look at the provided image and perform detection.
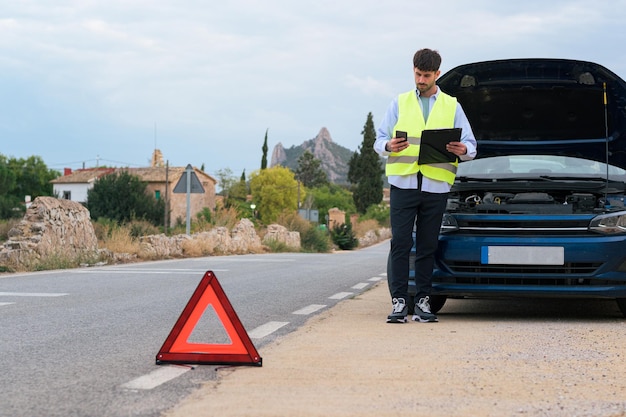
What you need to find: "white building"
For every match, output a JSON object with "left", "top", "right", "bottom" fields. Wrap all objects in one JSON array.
[{"left": 50, "top": 168, "right": 115, "bottom": 203}]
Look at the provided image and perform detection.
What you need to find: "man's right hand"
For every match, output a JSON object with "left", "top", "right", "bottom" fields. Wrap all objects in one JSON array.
[{"left": 387, "top": 136, "right": 409, "bottom": 153}]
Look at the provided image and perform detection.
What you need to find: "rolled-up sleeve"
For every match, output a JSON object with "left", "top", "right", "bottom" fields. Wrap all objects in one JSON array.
[
  {"left": 374, "top": 98, "right": 399, "bottom": 156},
  {"left": 455, "top": 103, "right": 477, "bottom": 161}
]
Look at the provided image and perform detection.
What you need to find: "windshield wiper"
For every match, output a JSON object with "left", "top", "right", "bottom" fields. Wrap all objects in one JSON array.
[
  {"left": 455, "top": 176, "right": 496, "bottom": 182},
  {"left": 538, "top": 175, "right": 611, "bottom": 182}
]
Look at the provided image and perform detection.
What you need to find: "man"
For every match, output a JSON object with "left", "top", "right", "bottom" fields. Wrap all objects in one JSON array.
[{"left": 374, "top": 48, "right": 477, "bottom": 323}]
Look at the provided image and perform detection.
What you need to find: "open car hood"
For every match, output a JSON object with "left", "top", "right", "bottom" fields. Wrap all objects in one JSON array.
[{"left": 437, "top": 58, "right": 626, "bottom": 169}]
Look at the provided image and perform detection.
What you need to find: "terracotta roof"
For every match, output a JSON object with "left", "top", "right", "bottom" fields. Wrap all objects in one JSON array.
[
  {"left": 119, "top": 167, "right": 216, "bottom": 184},
  {"left": 50, "top": 168, "right": 115, "bottom": 184},
  {"left": 51, "top": 166, "right": 216, "bottom": 185}
]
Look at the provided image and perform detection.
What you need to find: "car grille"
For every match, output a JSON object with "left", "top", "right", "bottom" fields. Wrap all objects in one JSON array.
[
  {"left": 445, "top": 261, "right": 601, "bottom": 275},
  {"left": 454, "top": 215, "right": 591, "bottom": 235},
  {"left": 438, "top": 261, "right": 618, "bottom": 286}
]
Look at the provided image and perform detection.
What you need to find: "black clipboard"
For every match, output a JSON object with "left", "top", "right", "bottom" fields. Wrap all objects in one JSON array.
[{"left": 418, "top": 128, "right": 462, "bottom": 164}]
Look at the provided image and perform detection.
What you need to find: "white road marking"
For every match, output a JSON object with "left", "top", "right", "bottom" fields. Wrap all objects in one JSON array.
[
  {"left": 329, "top": 292, "right": 353, "bottom": 300},
  {"left": 0, "top": 292, "right": 68, "bottom": 297},
  {"left": 0, "top": 302, "right": 15, "bottom": 306},
  {"left": 368, "top": 276, "right": 384, "bottom": 282},
  {"left": 121, "top": 366, "right": 192, "bottom": 390},
  {"left": 292, "top": 304, "right": 326, "bottom": 315},
  {"left": 248, "top": 321, "right": 289, "bottom": 339},
  {"left": 70, "top": 269, "right": 215, "bottom": 275},
  {"left": 352, "top": 283, "right": 369, "bottom": 290}
]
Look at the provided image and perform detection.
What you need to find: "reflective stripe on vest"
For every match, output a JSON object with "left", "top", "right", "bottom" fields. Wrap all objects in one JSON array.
[{"left": 386, "top": 90, "right": 458, "bottom": 184}]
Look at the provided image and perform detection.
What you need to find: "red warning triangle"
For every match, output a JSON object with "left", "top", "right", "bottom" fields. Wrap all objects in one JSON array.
[{"left": 156, "top": 270, "right": 262, "bottom": 366}]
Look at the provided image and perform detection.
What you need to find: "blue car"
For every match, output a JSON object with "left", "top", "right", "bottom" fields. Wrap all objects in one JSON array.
[{"left": 403, "top": 58, "right": 626, "bottom": 316}]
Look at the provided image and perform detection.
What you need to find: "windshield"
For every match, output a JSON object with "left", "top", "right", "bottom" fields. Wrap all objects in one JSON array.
[{"left": 458, "top": 155, "right": 626, "bottom": 181}]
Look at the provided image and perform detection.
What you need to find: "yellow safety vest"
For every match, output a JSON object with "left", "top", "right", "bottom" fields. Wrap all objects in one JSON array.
[{"left": 386, "top": 90, "right": 458, "bottom": 185}]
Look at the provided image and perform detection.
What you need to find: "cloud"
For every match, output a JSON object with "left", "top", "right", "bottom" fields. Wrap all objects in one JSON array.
[
  {"left": 344, "top": 74, "right": 395, "bottom": 98},
  {"left": 2, "top": 0, "right": 626, "bottom": 176}
]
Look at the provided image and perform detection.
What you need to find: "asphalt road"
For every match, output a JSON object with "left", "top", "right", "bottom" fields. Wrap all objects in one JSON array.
[{"left": 0, "top": 242, "right": 391, "bottom": 417}]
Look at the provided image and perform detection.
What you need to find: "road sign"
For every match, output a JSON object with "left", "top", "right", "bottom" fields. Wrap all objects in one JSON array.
[
  {"left": 173, "top": 164, "right": 205, "bottom": 235},
  {"left": 173, "top": 164, "right": 205, "bottom": 194}
]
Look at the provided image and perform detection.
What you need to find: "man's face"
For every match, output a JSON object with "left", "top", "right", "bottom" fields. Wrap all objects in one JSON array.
[{"left": 414, "top": 67, "right": 440, "bottom": 96}]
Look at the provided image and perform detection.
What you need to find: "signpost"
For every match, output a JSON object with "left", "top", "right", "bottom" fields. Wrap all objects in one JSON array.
[{"left": 173, "top": 164, "right": 205, "bottom": 235}]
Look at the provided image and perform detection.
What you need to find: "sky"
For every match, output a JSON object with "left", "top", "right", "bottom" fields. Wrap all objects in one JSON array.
[{"left": 2, "top": 0, "right": 626, "bottom": 183}]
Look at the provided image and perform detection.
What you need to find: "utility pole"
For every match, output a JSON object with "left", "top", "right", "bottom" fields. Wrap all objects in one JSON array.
[
  {"left": 297, "top": 180, "right": 301, "bottom": 209},
  {"left": 164, "top": 161, "right": 169, "bottom": 232}
]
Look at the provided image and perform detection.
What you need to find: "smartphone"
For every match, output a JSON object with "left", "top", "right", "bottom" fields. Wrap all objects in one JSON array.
[{"left": 396, "top": 130, "right": 408, "bottom": 142}]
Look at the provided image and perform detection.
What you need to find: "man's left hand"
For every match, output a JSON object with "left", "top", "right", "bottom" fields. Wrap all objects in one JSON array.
[{"left": 446, "top": 141, "right": 467, "bottom": 155}]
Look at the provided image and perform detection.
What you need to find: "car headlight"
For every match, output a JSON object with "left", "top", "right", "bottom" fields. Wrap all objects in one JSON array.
[
  {"left": 440, "top": 213, "right": 459, "bottom": 233},
  {"left": 589, "top": 211, "right": 626, "bottom": 234}
]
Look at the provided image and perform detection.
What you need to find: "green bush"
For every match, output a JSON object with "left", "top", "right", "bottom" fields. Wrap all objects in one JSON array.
[
  {"left": 301, "top": 227, "right": 331, "bottom": 253},
  {"left": 196, "top": 207, "right": 212, "bottom": 223},
  {"left": 331, "top": 222, "right": 358, "bottom": 250},
  {"left": 87, "top": 171, "right": 164, "bottom": 226},
  {"left": 92, "top": 217, "right": 118, "bottom": 240},
  {"left": 0, "top": 218, "right": 19, "bottom": 242},
  {"left": 264, "top": 239, "right": 298, "bottom": 253},
  {"left": 0, "top": 195, "right": 24, "bottom": 220}
]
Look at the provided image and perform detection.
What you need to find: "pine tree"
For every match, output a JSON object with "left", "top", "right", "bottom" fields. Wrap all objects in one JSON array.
[
  {"left": 261, "top": 128, "right": 269, "bottom": 170},
  {"left": 347, "top": 112, "right": 384, "bottom": 213},
  {"left": 295, "top": 150, "right": 328, "bottom": 188},
  {"left": 229, "top": 169, "right": 248, "bottom": 201}
]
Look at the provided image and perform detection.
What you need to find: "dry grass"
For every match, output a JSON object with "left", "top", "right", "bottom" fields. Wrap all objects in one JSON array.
[
  {"left": 275, "top": 210, "right": 311, "bottom": 233},
  {"left": 211, "top": 206, "right": 240, "bottom": 229},
  {"left": 170, "top": 206, "right": 241, "bottom": 235},
  {"left": 98, "top": 225, "right": 142, "bottom": 255},
  {"left": 182, "top": 235, "right": 216, "bottom": 257},
  {"left": 96, "top": 207, "right": 245, "bottom": 259},
  {"left": 353, "top": 218, "right": 380, "bottom": 238}
]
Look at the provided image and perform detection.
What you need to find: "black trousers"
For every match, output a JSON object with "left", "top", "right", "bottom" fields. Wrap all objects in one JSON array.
[{"left": 388, "top": 181, "right": 448, "bottom": 302}]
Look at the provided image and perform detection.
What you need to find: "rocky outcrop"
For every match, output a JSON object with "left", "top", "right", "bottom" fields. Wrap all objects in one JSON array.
[
  {"left": 270, "top": 143, "right": 288, "bottom": 169},
  {"left": 263, "top": 224, "right": 301, "bottom": 250},
  {"left": 231, "top": 219, "right": 263, "bottom": 253},
  {"left": 270, "top": 127, "right": 354, "bottom": 184},
  {"left": 0, "top": 197, "right": 99, "bottom": 265}
]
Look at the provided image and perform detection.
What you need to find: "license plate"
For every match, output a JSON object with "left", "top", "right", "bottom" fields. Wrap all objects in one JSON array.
[{"left": 481, "top": 246, "right": 564, "bottom": 265}]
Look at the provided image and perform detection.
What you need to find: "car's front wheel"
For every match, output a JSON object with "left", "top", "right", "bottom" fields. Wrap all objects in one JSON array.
[
  {"left": 428, "top": 294, "right": 447, "bottom": 313},
  {"left": 616, "top": 298, "right": 626, "bottom": 318}
]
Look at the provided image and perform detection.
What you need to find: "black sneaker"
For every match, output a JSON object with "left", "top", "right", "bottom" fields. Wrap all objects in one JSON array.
[
  {"left": 412, "top": 296, "right": 438, "bottom": 323},
  {"left": 386, "top": 297, "right": 408, "bottom": 323}
]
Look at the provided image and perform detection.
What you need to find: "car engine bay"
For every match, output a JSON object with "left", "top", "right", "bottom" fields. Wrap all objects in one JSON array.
[{"left": 447, "top": 189, "right": 626, "bottom": 215}]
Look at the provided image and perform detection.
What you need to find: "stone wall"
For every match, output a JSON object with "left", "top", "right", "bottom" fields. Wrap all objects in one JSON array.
[
  {"left": 262, "top": 224, "right": 301, "bottom": 250},
  {"left": 0, "top": 197, "right": 389, "bottom": 271},
  {"left": 358, "top": 227, "right": 391, "bottom": 247},
  {"left": 136, "top": 218, "right": 265, "bottom": 258},
  {"left": 0, "top": 196, "right": 99, "bottom": 265}
]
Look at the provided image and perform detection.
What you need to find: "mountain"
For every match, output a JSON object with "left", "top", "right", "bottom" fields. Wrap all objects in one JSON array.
[{"left": 270, "top": 127, "right": 355, "bottom": 185}]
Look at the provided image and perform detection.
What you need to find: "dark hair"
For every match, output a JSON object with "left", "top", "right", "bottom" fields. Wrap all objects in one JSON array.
[{"left": 413, "top": 49, "right": 441, "bottom": 72}]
